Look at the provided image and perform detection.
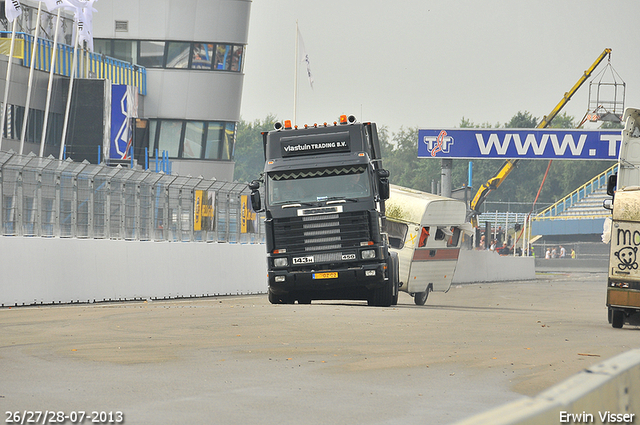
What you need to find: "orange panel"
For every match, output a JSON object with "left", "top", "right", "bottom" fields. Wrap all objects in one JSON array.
[
  {"left": 412, "top": 248, "right": 460, "bottom": 262},
  {"left": 607, "top": 288, "right": 640, "bottom": 308}
]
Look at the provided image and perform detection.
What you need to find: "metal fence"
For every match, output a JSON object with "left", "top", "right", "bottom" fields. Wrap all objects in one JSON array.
[{"left": 0, "top": 151, "right": 265, "bottom": 243}]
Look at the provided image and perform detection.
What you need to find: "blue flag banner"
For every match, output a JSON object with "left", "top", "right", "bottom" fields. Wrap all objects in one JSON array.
[{"left": 417, "top": 129, "right": 622, "bottom": 160}]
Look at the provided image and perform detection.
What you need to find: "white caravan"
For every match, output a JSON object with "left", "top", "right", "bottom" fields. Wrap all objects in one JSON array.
[{"left": 386, "top": 185, "right": 469, "bottom": 305}]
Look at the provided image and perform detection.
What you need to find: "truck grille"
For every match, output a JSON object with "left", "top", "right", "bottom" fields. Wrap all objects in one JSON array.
[{"left": 273, "top": 211, "right": 371, "bottom": 255}]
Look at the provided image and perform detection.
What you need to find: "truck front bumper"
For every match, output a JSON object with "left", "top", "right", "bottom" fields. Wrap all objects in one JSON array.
[{"left": 268, "top": 262, "right": 387, "bottom": 294}]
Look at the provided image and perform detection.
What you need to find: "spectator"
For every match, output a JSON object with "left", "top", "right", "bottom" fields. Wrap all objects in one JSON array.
[
  {"left": 559, "top": 245, "right": 566, "bottom": 258},
  {"left": 551, "top": 247, "right": 557, "bottom": 258},
  {"left": 545, "top": 248, "right": 551, "bottom": 259}
]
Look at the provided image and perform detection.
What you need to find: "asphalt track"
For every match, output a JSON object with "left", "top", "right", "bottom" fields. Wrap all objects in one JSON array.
[{"left": 1, "top": 271, "right": 638, "bottom": 424}]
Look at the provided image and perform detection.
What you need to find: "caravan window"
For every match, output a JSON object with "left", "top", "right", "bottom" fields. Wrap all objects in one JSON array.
[
  {"left": 387, "top": 221, "right": 408, "bottom": 249},
  {"left": 418, "top": 227, "right": 430, "bottom": 247},
  {"left": 447, "top": 227, "right": 461, "bottom": 247}
]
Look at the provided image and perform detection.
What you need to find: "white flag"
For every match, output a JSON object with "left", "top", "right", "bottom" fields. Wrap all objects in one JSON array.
[
  {"left": 5, "top": 0, "right": 22, "bottom": 23},
  {"left": 43, "top": 0, "right": 72, "bottom": 12},
  {"left": 79, "top": 0, "right": 97, "bottom": 52},
  {"left": 297, "top": 28, "right": 314, "bottom": 89},
  {"left": 65, "top": 0, "right": 97, "bottom": 51}
]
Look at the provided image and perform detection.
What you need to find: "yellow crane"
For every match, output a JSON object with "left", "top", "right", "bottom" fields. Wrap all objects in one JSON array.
[{"left": 468, "top": 48, "right": 613, "bottom": 227}]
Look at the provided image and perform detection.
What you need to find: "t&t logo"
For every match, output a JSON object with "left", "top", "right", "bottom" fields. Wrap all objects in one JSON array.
[{"left": 423, "top": 130, "right": 454, "bottom": 157}]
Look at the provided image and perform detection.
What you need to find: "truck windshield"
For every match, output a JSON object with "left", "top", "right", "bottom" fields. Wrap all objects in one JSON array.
[{"left": 267, "top": 166, "right": 371, "bottom": 205}]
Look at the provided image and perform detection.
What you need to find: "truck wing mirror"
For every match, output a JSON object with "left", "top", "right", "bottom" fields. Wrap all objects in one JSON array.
[
  {"left": 248, "top": 180, "right": 261, "bottom": 191},
  {"left": 377, "top": 169, "right": 390, "bottom": 200},
  {"left": 606, "top": 174, "right": 617, "bottom": 196},
  {"left": 603, "top": 198, "right": 613, "bottom": 211},
  {"left": 249, "top": 180, "right": 262, "bottom": 211}
]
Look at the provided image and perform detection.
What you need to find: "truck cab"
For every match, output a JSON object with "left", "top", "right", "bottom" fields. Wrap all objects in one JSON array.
[{"left": 249, "top": 115, "right": 397, "bottom": 306}]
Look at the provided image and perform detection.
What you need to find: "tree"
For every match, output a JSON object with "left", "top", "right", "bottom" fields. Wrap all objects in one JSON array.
[
  {"left": 547, "top": 112, "right": 575, "bottom": 128},
  {"left": 505, "top": 111, "right": 538, "bottom": 128},
  {"left": 601, "top": 120, "right": 624, "bottom": 129},
  {"left": 233, "top": 115, "right": 277, "bottom": 183}
]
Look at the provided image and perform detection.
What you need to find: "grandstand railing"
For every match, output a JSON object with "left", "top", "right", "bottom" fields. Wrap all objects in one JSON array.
[
  {"left": 0, "top": 151, "right": 263, "bottom": 243},
  {"left": 0, "top": 32, "right": 147, "bottom": 95},
  {"left": 533, "top": 163, "right": 617, "bottom": 221},
  {"left": 476, "top": 211, "right": 526, "bottom": 230}
]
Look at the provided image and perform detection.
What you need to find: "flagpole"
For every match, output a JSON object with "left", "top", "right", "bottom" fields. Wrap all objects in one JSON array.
[
  {"left": 0, "top": 18, "right": 18, "bottom": 151},
  {"left": 59, "top": 19, "right": 80, "bottom": 160},
  {"left": 39, "top": 7, "right": 61, "bottom": 157},
  {"left": 19, "top": 1, "right": 43, "bottom": 154},
  {"left": 293, "top": 20, "right": 298, "bottom": 126}
]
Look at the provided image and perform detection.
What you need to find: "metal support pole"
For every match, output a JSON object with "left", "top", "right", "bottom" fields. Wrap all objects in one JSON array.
[
  {"left": 59, "top": 27, "right": 80, "bottom": 160},
  {"left": 40, "top": 8, "right": 62, "bottom": 157},
  {"left": 20, "top": 2, "right": 43, "bottom": 154},
  {"left": 441, "top": 158, "right": 452, "bottom": 198},
  {"left": 0, "top": 19, "right": 18, "bottom": 150}
]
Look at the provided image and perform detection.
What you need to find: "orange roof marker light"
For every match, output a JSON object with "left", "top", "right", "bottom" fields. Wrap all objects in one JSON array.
[
  {"left": 339, "top": 114, "right": 357, "bottom": 125},
  {"left": 284, "top": 120, "right": 293, "bottom": 129}
]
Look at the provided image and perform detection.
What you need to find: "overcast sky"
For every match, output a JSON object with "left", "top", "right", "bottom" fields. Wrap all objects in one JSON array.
[{"left": 240, "top": 0, "right": 640, "bottom": 134}]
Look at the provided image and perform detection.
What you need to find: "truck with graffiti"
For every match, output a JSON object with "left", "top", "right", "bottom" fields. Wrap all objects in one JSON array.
[{"left": 604, "top": 107, "right": 640, "bottom": 328}]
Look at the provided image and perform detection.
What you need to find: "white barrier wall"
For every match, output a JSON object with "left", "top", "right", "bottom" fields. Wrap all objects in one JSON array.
[
  {"left": 1, "top": 237, "right": 268, "bottom": 306},
  {"left": 1, "top": 240, "right": 536, "bottom": 306},
  {"left": 453, "top": 349, "right": 640, "bottom": 425},
  {"left": 453, "top": 249, "right": 536, "bottom": 283}
]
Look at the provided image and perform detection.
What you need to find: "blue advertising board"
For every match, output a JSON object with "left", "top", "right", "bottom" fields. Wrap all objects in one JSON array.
[
  {"left": 417, "top": 129, "right": 622, "bottom": 160},
  {"left": 110, "top": 85, "right": 138, "bottom": 160}
]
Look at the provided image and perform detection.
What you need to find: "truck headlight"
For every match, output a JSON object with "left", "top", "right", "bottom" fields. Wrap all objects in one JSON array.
[
  {"left": 362, "top": 250, "right": 376, "bottom": 259},
  {"left": 274, "top": 257, "right": 288, "bottom": 267}
]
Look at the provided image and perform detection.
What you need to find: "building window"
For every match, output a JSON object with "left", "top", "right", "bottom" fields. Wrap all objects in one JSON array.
[
  {"left": 221, "top": 122, "right": 236, "bottom": 160},
  {"left": 166, "top": 41, "right": 190, "bottom": 69},
  {"left": 95, "top": 38, "right": 245, "bottom": 73},
  {"left": 139, "top": 40, "right": 165, "bottom": 68},
  {"left": 113, "top": 39, "right": 136, "bottom": 65},
  {"left": 204, "top": 122, "right": 223, "bottom": 159},
  {"left": 150, "top": 119, "right": 236, "bottom": 161},
  {"left": 183, "top": 121, "right": 205, "bottom": 158},
  {"left": 214, "top": 44, "right": 232, "bottom": 70},
  {"left": 94, "top": 39, "right": 111, "bottom": 57},
  {"left": 231, "top": 45, "right": 243, "bottom": 72},
  {"left": 157, "top": 120, "right": 182, "bottom": 157},
  {"left": 192, "top": 43, "right": 214, "bottom": 70}
]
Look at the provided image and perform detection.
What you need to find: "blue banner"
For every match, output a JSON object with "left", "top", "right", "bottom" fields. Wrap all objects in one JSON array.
[
  {"left": 417, "top": 129, "right": 622, "bottom": 160},
  {"left": 110, "top": 85, "right": 138, "bottom": 160}
]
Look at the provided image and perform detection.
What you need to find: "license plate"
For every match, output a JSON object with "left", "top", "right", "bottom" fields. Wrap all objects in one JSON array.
[{"left": 313, "top": 272, "right": 338, "bottom": 279}]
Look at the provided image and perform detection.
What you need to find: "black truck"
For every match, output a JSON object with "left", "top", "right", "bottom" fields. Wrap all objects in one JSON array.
[{"left": 249, "top": 115, "right": 399, "bottom": 306}]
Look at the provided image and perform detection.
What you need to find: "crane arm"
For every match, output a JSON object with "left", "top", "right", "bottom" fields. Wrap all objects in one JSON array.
[
  {"left": 467, "top": 48, "right": 612, "bottom": 227},
  {"left": 537, "top": 48, "right": 611, "bottom": 128},
  {"left": 467, "top": 159, "right": 518, "bottom": 224}
]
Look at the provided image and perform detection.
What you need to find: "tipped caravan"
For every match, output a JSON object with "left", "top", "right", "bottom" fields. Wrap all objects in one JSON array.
[{"left": 386, "top": 185, "right": 470, "bottom": 305}]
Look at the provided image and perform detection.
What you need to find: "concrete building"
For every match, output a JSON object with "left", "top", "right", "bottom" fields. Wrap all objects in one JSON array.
[
  {"left": 0, "top": 0, "right": 250, "bottom": 181},
  {"left": 93, "top": 0, "right": 251, "bottom": 180}
]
